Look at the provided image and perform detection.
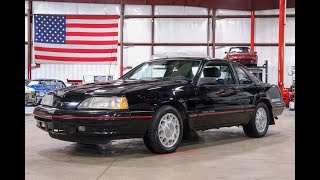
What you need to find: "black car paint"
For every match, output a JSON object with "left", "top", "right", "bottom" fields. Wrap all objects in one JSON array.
[{"left": 34, "top": 58, "right": 285, "bottom": 144}]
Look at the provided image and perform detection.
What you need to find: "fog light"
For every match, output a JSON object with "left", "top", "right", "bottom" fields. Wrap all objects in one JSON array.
[
  {"left": 78, "top": 126, "right": 86, "bottom": 132},
  {"left": 41, "top": 122, "right": 45, "bottom": 128}
]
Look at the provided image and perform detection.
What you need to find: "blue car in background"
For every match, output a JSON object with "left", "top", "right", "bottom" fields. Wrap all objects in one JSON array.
[{"left": 27, "top": 79, "right": 69, "bottom": 104}]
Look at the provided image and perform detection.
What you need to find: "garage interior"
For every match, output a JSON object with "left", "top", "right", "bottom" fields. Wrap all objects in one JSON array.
[{"left": 25, "top": 0, "right": 295, "bottom": 179}]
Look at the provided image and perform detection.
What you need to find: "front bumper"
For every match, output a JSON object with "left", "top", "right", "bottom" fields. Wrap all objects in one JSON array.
[
  {"left": 34, "top": 105, "right": 153, "bottom": 144},
  {"left": 230, "top": 58, "right": 257, "bottom": 65}
]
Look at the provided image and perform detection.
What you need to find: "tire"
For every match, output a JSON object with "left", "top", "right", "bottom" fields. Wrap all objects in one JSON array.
[
  {"left": 143, "top": 105, "right": 184, "bottom": 154},
  {"left": 243, "top": 102, "right": 270, "bottom": 138}
]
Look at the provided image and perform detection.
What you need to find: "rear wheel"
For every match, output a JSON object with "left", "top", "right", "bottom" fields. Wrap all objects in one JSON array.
[
  {"left": 243, "top": 102, "right": 270, "bottom": 138},
  {"left": 143, "top": 105, "right": 183, "bottom": 154}
]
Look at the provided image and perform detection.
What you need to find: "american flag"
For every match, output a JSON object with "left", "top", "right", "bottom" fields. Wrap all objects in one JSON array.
[{"left": 34, "top": 14, "right": 119, "bottom": 64}]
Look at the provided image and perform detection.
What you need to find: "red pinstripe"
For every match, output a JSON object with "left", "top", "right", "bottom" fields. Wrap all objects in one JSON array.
[{"left": 34, "top": 112, "right": 152, "bottom": 120}]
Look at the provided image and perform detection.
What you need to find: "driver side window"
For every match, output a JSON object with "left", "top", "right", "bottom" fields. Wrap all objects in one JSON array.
[
  {"left": 199, "top": 63, "right": 235, "bottom": 85},
  {"left": 56, "top": 81, "right": 65, "bottom": 88},
  {"left": 234, "top": 65, "right": 252, "bottom": 84}
]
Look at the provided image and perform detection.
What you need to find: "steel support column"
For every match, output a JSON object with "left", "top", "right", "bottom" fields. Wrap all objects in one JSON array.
[
  {"left": 119, "top": 3, "right": 124, "bottom": 77},
  {"left": 250, "top": 11, "right": 255, "bottom": 51},
  {"left": 278, "top": 0, "right": 285, "bottom": 92},
  {"left": 27, "top": 0, "right": 32, "bottom": 79},
  {"left": 207, "top": 8, "right": 210, "bottom": 56},
  {"left": 151, "top": 5, "right": 155, "bottom": 55},
  {"left": 211, "top": 9, "right": 216, "bottom": 58}
]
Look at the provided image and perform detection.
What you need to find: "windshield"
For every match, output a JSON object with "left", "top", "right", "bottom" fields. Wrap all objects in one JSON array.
[
  {"left": 28, "top": 80, "right": 57, "bottom": 87},
  {"left": 123, "top": 60, "right": 201, "bottom": 80},
  {"left": 229, "top": 47, "right": 250, "bottom": 53}
]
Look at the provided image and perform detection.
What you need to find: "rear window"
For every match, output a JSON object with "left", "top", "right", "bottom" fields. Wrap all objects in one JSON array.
[{"left": 240, "top": 66, "right": 262, "bottom": 83}]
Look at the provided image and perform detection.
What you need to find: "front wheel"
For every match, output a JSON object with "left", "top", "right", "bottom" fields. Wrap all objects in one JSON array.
[
  {"left": 143, "top": 105, "right": 183, "bottom": 154},
  {"left": 243, "top": 102, "right": 270, "bottom": 138}
]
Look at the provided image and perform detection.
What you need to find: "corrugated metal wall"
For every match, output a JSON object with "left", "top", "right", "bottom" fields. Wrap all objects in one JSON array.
[{"left": 25, "top": 2, "right": 295, "bottom": 87}]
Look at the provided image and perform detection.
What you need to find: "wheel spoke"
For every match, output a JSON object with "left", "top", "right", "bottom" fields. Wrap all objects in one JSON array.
[
  {"left": 255, "top": 107, "right": 267, "bottom": 133},
  {"left": 158, "top": 113, "right": 180, "bottom": 148}
]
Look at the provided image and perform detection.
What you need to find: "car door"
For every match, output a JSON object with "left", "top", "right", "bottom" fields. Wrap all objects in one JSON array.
[
  {"left": 232, "top": 64, "right": 259, "bottom": 123},
  {"left": 193, "top": 62, "right": 247, "bottom": 129}
]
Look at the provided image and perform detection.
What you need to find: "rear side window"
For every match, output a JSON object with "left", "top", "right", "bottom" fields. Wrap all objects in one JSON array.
[{"left": 234, "top": 65, "right": 252, "bottom": 84}]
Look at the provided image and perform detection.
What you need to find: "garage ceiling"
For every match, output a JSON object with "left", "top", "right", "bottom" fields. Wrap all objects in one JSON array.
[{"left": 30, "top": 0, "right": 295, "bottom": 11}]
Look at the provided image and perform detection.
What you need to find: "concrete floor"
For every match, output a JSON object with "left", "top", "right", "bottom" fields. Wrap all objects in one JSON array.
[{"left": 25, "top": 108, "right": 294, "bottom": 180}]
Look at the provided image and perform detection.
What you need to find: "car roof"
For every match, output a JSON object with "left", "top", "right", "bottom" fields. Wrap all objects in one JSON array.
[
  {"left": 148, "top": 57, "right": 230, "bottom": 63},
  {"left": 31, "top": 79, "right": 62, "bottom": 81},
  {"left": 230, "top": 46, "right": 250, "bottom": 49}
]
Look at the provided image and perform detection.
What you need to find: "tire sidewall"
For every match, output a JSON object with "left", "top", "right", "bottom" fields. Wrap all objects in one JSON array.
[
  {"left": 251, "top": 103, "right": 270, "bottom": 137},
  {"left": 151, "top": 105, "right": 184, "bottom": 152}
]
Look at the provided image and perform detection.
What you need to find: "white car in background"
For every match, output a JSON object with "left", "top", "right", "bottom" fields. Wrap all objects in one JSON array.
[{"left": 25, "top": 86, "right": 36, "bottom": 105}]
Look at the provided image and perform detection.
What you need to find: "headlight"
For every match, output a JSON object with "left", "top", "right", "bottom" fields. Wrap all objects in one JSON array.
[
  {"left": 77, "top": 97, "right": 129, "bottom": 110},
  {"left": 39, "top": 92, "right": 45, "bottom": 96},
  {"left": 41, "top": 94, "right": 54, "bottom": 106}
]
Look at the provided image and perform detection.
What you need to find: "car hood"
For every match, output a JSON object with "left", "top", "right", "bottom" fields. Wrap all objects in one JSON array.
[
  {"left": 28, "top": 84, "right": 54, "bottom": 92},
  {"left": 67, "top": 79, "right": 189, "bottom": 96},
  {"left": 51, "top": 79, "right": 190, "bottom": 109},
  {"left": 25, "top": 86, "right": 35, "bottom": 93}
]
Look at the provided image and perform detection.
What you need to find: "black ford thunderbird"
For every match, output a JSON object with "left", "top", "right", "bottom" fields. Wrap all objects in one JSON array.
[{"left": 34, "top": 58, "right": 285, "bottom": 154}]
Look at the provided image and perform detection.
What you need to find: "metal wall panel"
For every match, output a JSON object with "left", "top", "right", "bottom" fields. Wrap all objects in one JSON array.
[
  {"left": 123, "top": 46, "right": 151, "bottom": 74},
  {"left": 255, "top": 18, "right": 279, "bottom": 43},
  {"left": 33, "top": 1, "right": 120, "bottom": 15},
  {"left": 25, "top": 16, "right": 28, "bottom": 41},
  {"left": 155, "top": 5, "right": 208, "bottom": 15},
  {"left": 255, "top": 8, "right": 295, "bottom": 15},
  {"left": 216, "top": 18, "right": 251, "bottom": 43},
  {"left": 216, "top": 9, "right": 250, "bottom": 15},
  {"left": 155, "top": 18, "right": 208, "bottom": 43},
  {"left": 154, "top": 46, "right": 207, "bottom": 57},
  {"left": 125, "top": 5, "right": 151, "bottom": 15},
  {"left": 124, "top": 19, "right": 152, "bottom": 43},
  {"left": 25, "top": 1, "right": 28, "bottom": 14},
  {"left": 25, "top": 45, "right": 28, "bottom": 79},
  {"left": 285, "top": 17, "right": 295, "bottom": 43}
]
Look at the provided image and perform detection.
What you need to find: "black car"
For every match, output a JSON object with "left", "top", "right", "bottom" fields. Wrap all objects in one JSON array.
[{"left": 34, "top": 58, "right": 285, "bottom": 154}]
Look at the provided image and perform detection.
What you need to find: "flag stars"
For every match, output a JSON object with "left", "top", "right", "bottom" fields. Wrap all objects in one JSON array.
[{"left": 35, "top": 15, "right": 66, "bottom": 44}]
